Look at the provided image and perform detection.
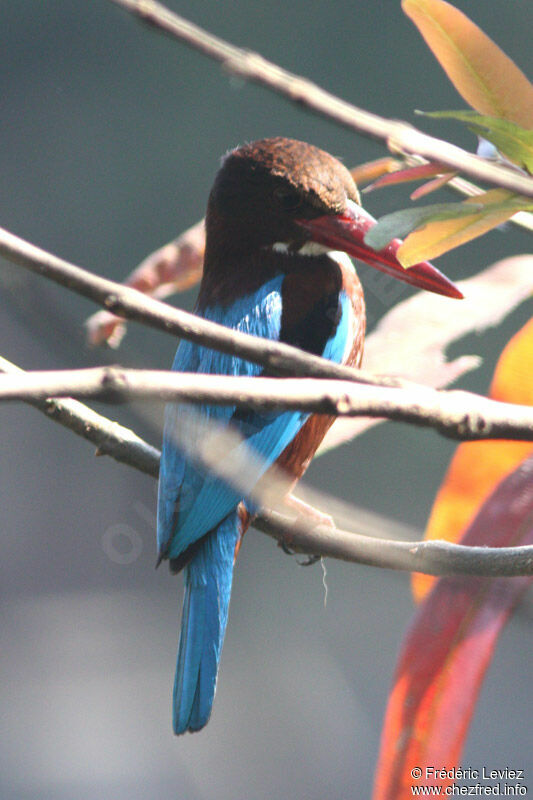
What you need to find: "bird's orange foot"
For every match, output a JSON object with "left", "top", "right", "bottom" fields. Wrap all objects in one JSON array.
[{"left": 283, "top": 494, "right": 335, "bottom": 528}]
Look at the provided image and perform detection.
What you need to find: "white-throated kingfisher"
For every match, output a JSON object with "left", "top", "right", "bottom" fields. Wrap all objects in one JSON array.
[{"left": 157, "top": 138, "right": 462, "bottom": 734}]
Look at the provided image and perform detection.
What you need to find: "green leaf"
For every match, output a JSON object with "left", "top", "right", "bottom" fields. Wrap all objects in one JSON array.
[
  {"left": 365, "top": 190, "right": 533, "bottom": 264},
  {"left": 420, "top": 110, "right": 533, "bottom": 172},
  {"left": 398, "top": 190, "right": 533, "bottom": 265},
  {"left": 363, "top": 202, "right": 483, "bottom": 251}
]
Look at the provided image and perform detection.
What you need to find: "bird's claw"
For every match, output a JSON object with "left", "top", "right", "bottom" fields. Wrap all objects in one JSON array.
[
  {"left": 296, "top": 553, "right": 321, "bottom": 567},
  {"left": 280, "top": 540, "right": 296, "bottom": 556},
  {"left": 279, "top": 539, "right": 321, "bottom": 566}
]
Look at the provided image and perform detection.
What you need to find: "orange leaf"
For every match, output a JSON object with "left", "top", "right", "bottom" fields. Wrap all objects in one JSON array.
[
  {"left": 397, "top": 190, "right": 528, "bottom": 266},
  {"left": 402, "top": 0, "right": 533, "bottom": 127},
  {"left": 349, "top": 157, "right": 402, "bottom": 187},
  {"left": 409, "top": 171, "right": 456, "bottom": 199},
  {"left": 413, "top": 317, "right": 533, "bottom": 601},
  {"left": 364, "top": 161, "right": 452, "bottom": 192},
  {"left": 373, "top": 454, "right": 533, "bottom": 799}
]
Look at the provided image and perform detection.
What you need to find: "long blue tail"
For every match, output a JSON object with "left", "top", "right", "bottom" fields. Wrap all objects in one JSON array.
[{"left": 173, "top": 511, "right": 240, "bottom": 734}]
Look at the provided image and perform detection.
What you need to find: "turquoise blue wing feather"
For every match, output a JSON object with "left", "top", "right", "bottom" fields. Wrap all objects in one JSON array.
[
  {"left": 158, "top": 275, "right": 284, "bottom": 558},
  {"left": 157, "top": 275, "right": 353, "bottom": 561}
]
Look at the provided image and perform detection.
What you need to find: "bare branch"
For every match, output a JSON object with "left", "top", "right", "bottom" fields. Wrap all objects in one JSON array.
[
  {"left": 2, "top": 225, "right": 531, "bottom": 450},
  {"left": 3, "top": 353, "right": 533, "bottom": 577},
  {"left": 0, "top": 357, "right": 159, "bottom": 478},
  {"left": 255, "top": 510, "right": 533, "bottom": 578},
  {"left": 2, "top": 365, "right": 533, "bottom": 443},
  {"left": 108, "top": 0, "right": 533, "bottom": 199}
]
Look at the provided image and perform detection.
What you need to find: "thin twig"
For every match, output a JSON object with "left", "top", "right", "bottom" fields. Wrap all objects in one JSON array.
[
  {"left": 3, "top": 354, "right": 532, "bottom": 577},
  {"left": 108, "top": 0, "right": 533, "bottom": 200},
  {"left": 2, "top": 366, "right": 533, "bottom": 442}
]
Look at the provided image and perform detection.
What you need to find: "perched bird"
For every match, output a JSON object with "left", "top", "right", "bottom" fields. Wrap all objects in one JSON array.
[{"left": 157, "top": 137, "right": 461, "bottom": 735}]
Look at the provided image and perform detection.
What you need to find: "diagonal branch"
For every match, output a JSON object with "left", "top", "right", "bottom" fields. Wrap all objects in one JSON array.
[
  {"left": 108, "top": 0, "right": 533, "bottom": 199},
  {"left": 0, "top": 357, "right": 160, "bottom": 477},
  {"left": 0, "top": 225, "right": 398, "bottom": 388},
  {"left": 2, "top": 366, "right": 533, "bottom": 442},
  {"left": 2, "top": 354, "right": 532, "bottom": 578}
]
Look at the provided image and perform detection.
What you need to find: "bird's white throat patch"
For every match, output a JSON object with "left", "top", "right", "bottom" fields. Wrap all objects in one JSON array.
[
  {"left": 271, "top": 241, "right": 355, "bottom": 276},
  {"left": 272, "top": 240, "right": 329, "bottom": 256}
]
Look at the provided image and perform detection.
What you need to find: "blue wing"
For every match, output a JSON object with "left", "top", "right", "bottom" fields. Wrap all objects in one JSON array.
[{"left": 157, "top": 273, "right": 352, "bottom": 561}]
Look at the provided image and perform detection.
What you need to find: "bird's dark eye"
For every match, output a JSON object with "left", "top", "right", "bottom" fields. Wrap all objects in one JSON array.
[{"left": 274, "top": 186, "right": 302, "bottom": 210}]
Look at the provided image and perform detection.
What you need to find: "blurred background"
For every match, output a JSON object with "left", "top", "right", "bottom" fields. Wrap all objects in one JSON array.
[{"left": 1, "top": 2, "right": 531, "bottom": 798}]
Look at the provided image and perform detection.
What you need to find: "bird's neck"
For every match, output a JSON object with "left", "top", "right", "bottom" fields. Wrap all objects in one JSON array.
[
  {"left": 199, "top": 241, "right": 277, "bottom": 309},
  {"left": 198, "top": 240, "right": 344, "bottom": 310}
]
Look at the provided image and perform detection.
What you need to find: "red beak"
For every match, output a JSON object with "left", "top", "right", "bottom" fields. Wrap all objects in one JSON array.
[{"left": 295, "top": 201, "right": 463, "bottom": 299}]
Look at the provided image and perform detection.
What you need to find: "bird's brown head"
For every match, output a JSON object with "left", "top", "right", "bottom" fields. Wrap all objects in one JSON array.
[
  {"left": 201, "top": 137, "right": 462, "bottom": 303},
  {"left": 206, "top": 137, "right": 360, "bottom": 256}
]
